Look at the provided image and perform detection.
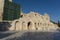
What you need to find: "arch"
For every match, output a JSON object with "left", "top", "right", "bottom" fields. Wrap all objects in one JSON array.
[
  {"left": 27, "top": 22, "right": 33, "bottom": 30},
  {"left": 35, "top": 23, "right": 38, "bottom": 30},
  {"left": 20, "top": 15, "right": 23, "bottom": 18},
  {"left": 15, "top": 21, "right": 20, "bottom": 30},
  {"left": 22, "top": 22, "right": 25, "bottom": 30},
  {"left": 38, "top": 23, "right": 39, "bottom": 26}
]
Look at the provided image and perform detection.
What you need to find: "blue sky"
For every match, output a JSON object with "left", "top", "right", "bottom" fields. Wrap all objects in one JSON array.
[{"left": 13, "top": 0, "right": 60, "bottom": 23}]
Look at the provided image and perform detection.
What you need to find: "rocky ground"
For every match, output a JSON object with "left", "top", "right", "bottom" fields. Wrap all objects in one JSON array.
[
  {"left": 0, "top": 29, "right": 60, "bottom": 40},
  {"left": 6, "top": 32, "right": 60, "bottom": 40},
  {"left": 0, "top": 31, "right": 18, "bottom": 39},
  {"left": 0, "top": 30, "right": 60, "bottom": 40},
  {"left": 6, "top": 32, "right": 53, "bottom": 40}
]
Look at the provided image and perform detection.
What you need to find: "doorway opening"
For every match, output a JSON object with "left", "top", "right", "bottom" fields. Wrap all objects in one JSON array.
[{"left": 27, "top": 22, "right": 32, "bottom": 30}]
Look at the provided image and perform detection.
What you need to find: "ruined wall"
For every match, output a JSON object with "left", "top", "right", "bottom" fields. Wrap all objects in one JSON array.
[{"left": 9, "top": 12, "right": 58, "bottom": 31}]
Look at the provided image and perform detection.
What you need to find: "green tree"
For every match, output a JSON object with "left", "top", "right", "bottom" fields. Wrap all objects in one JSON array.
[{"left": 3, "top": 0, "right": 20, "bottom": 21}]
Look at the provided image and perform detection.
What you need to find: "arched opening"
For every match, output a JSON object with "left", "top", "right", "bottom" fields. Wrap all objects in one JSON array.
[
  {"left": 27, "top": 22, "right": 32, "bottom": 30},
  {"left": 22, "top": 22, "right": 25, "bottom": 30},
  {"left": 35, "top": 23, "right": 38, "bottom": 30},
  {"left": 20, "top": 15, "right": 23, "bottom": 18},
  {"left": 15, "top": 21, "right": 20, "bottom": 30},
  {"left": 38, "top": 23, "right": 39, "bottom": 26},
  {"left": 35, "top": 23, "right": 36, "bottom": 28}
]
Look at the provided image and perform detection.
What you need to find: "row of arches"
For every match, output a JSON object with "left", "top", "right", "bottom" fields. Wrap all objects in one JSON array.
[
  {"left": 14, "top": 21, "right": 34, "bottom": 31},
  {"left": 14, "top": 21, "right": 52, "bottom": 31}
]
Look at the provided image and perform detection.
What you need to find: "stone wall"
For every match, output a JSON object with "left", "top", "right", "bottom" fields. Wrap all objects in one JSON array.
[{"left": 9, "top": 12, "right": 58, "bottom": 31}]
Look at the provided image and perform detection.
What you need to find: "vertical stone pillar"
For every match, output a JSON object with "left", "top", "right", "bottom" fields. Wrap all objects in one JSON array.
[{"left": 0, "top": 0, "right": 5, "bottom": 22}]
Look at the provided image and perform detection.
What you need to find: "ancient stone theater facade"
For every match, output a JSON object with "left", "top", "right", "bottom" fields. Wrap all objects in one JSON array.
[
  {"left": 0, "top": 0, "right": 58, "bottom": 31},
  {"left": 9, "top": 12, "right": 58, "bottom": 31}
]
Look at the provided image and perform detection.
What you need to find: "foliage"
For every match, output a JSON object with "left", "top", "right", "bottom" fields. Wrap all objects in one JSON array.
[{"left": 3, "top": 0, "right": 20, "bottom": 21}]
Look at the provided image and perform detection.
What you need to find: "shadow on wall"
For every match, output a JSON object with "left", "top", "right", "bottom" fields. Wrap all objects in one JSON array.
[{"left": 0, "top": 22, "right": 11, "bottom": 31}]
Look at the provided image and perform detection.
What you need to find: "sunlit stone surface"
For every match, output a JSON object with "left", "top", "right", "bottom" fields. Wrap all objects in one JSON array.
[{"left": 9, "top": 12, "right": 58, "bottom": 31}]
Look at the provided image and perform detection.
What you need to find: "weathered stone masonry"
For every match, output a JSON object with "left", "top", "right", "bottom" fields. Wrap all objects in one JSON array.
[{"left": 9, "top": 12, "right": 58, "bottom": 31}]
